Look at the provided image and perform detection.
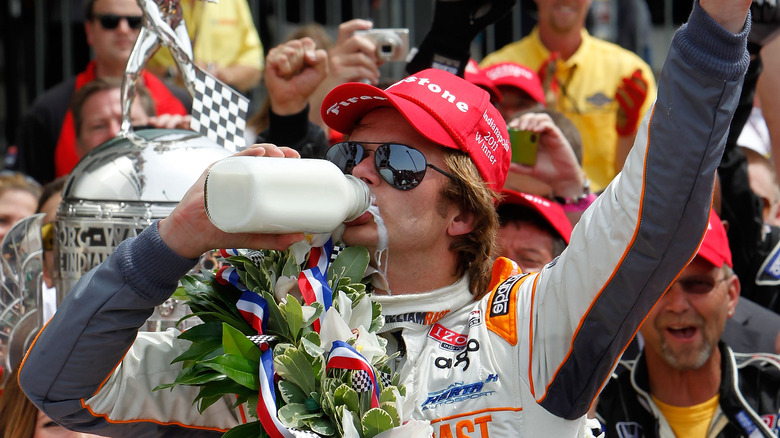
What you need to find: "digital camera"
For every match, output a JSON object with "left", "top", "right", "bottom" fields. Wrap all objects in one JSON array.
[{"left": 355, "top": 28, "right": 410, "bottom": 62}]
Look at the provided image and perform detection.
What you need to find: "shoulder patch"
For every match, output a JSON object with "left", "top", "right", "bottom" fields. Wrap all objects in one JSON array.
[{"left": 486, "top": 272, "right": 531, "bottom": 345}]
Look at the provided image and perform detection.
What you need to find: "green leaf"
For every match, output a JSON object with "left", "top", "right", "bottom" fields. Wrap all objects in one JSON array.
[
  {"left": 300, "top": 332, "right": 325, "bottom": 358},
  {"left": 221, "top": 421, "right": 269, "bottom": 438},
  {"left": 362, "top": 408, "right": 394, "bottom": 438},
  {"left": 277, "top": 403, "right": 322, "bottom": 428},
  {"left": 333, "top": 384, "right": 360, "bottom": 413},
  {"left": 379, "top": 387, "right": 397, "bottom": 405},
  {"left": 329, "top": 246, "right": 370, "bottom": 284},
  {"left": 308, "top": 416, "right": 337, "bottom": 436},
  {"left": 380, "top": 402, "right": 400, "bottom": 427},
  {"left": 281, "top": 295, "right": 304, "bottom": 342},
  {"left": 200, "top": 354, "right": 258, "bottom": 390},
  {"left": 275, "top": 348, "right": 316, "bottom": 394},
  {"left": 221, "top": 323, "right": 261, "bottom": 362},
  {"left": 281, "top": 251, "right": 301, "bottom": 278},
  {"left": 278, "top": 380, "right": 308, "bottom": 404}
]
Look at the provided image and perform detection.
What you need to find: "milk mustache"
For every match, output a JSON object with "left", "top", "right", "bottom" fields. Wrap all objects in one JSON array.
[{"left": 204, "top": 156, "right": 371, "bottom": 233}]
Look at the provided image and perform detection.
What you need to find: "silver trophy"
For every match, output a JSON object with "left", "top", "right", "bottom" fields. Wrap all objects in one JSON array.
[
  {"left": 0, "top": 214, "right": 44, "bottom": 386},
  {"left": 120, "top": 0, "right": 249, "bottom": 151}
]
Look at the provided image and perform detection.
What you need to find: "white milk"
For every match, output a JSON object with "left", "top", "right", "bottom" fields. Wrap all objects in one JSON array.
[{"left": 204, "top": 156, "right": 371, "bottom": 233}]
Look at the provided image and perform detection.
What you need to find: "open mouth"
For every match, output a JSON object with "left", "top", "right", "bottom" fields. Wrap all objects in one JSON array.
[{"left": 667, "top": 326, "right": 697, "bottom": 339}]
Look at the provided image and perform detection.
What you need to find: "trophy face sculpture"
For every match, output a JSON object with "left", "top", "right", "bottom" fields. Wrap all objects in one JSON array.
[{"left": 120, "top": 0, "right": 249, "bottom": 152}]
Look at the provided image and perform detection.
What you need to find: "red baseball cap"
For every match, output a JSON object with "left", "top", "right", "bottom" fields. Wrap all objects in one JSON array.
[
  {"left": 321, "top": 68, "right": 511, "bottom": 192},
  {"left": 697, "top": 210, "right": 732, "bottom": 268},
  {"left": 483, "top": 62, "right": 546, "bottom": 106},
  {"left": 465, "top": 59, "right": 502, "bottom": 103},
  {"left": 500, "top": 189, "right": 572, "bottom": 244}
]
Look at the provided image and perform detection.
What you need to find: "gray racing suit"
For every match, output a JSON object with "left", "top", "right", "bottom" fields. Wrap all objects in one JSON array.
[{"left": 19, "top": 2, "right": 750, "bottom": 437}]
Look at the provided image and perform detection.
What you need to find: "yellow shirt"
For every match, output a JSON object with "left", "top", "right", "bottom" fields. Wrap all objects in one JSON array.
[
  {"left": 652, "top": 394, "right": 720, "bottom": 438},
  {"left": 480, "top": 28, "right": 657, "bottom": 191},
  {"left": 148, "top": 0, "right": 264, "bottom": 72}
]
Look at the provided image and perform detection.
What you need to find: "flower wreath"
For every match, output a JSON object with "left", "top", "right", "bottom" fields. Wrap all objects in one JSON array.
[{"left": 159, "top": 236, "right": 431, "bottom": 438}]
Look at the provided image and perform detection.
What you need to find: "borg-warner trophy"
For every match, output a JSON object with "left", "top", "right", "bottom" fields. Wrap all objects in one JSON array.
[{"left": 0, "top": 0, "right": 249, "bottom": 386}]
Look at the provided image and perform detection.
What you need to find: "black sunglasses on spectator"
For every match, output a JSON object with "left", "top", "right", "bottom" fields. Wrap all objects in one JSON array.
[
  {"left": 326, "top": 141, "right": 457, "bottom": 191},
  {"left": 95, "top": 14, "right": 144, "bottom": 30}
]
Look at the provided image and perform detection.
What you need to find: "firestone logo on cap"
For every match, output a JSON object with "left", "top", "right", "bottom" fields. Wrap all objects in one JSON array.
[
  {"left": 385, "top": 75, "right": 471, "bottom": 113},
  {"left": 325, "top": 95, "right": 389, "bottom": 116}
]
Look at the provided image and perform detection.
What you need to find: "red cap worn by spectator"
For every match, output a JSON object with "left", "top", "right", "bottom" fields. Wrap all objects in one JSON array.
[
  {"left": 322, "top": 68, "right": 511, "bottom": 191},
  {"left": 483, "top": 62, "right": 546, "bottom": 107},
  {"left": 465, "top": 59, "right": 502, "bottom": 103},
  {"left": 697, "top": 210, "right": 732, "bottom": 268},
  {"left": 500, "top": 189, "right": 572, "bottom": 244}
]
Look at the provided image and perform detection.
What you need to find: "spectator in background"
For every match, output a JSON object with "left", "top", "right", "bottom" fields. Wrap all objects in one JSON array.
[
  {"left": 497, "top": 189, "right": 572, "bottom": 273},
  {"left": 246, "top": 19, "right": 383, "bottom": 145},
  {"left": 145, "top": 0, "right": 264, "bottom": 94},
  {"left": 483, "top": 62, "right": 546, "bottom": 121},
  {"left": 13, "top": 0, "right": 190, "bottom": 185},
  {"left": 69, "top": 77, "right": 191, "bottom": 160},
  {"left": 504, "top": 110, "right": 591, "bottom": 225},
  {"left": 596, "top": 211, "right": 780, "bottom": 437},
  {"left": 37, "top": 176, "right": 68, "bottom": 322},
  {"left": 480, "top": 0, "right": 656, "bottom": 193},
  {"left": 464, "top": 59, "right": 503, "bottom": 105},
  {"left": 0, "top": 172, "right": 40, "bottom": 242}
]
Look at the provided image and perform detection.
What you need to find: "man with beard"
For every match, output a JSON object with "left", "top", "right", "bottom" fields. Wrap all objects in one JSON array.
[{"left": 595, "top": 211, "right": 780, "bottom": 437}]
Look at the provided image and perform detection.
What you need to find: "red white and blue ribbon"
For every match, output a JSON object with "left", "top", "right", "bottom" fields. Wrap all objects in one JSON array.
[
  {"left": 216, "top": 265, "right": 248, "bottom": 291},
  {"left": 297, "top": 238, "right": 334, "bottom": 332},
  {"left": 326, "top": 340, "right": 380, "bottom": 409},
  {"left": 256, "top": 348, "right": 294, "bottom": 438},
  {"left": 237, "top": 290, "right": 269, "bottom": 335}
]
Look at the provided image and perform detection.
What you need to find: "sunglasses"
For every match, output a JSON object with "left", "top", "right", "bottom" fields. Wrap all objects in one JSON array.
[
  {"left": 326, "top": 141, "right": 457, "bottom": 191},
  {"left": 94, "top": 14, "right": 144, "bottom": 30},
  {"left": 670, "top": 275, "right": 728, "bottom": 295}
]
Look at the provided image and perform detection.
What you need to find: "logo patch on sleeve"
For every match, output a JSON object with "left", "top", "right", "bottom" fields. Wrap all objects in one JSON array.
[{"left": 486, "top": 274, "right": 529, "bottom": 345}]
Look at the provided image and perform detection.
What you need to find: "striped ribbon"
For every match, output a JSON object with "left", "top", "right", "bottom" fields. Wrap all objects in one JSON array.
[
  {"left": 326, "top": 340, "right": 380, "bottom": 409},
  {"left": 297, "top": 238, "right": 334, "bottom": 332}
]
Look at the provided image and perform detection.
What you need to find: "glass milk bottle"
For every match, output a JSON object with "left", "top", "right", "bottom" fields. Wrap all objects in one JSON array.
[{"left": 204, "top": 156, "right": 370, "bottom": 233}]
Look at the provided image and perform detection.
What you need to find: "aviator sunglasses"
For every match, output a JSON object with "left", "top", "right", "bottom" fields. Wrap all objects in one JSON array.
[
  {"left": 94, "top": 14, "right": 144, "bottom": 30},
  {"left": 326, "top": 141, "right": 457, "bottom": 191}
]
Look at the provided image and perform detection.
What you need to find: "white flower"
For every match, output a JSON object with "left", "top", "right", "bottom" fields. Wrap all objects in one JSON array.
[
  {"left": 336, "top": 290, "right": 373, "bottom": 331},
  {"left": 374, "top": 419, "right": 433, "bottom": 438},
  {"left": 319, "top": 307, "right": 354, "bottom": 352},
  {"left": 354, "top": 326, "right": 384, "bottom": 365},
  {"left": 274, "top": 275, "right": 299, "bottom": 303},
  {"left": 341, "top": 410, "right": 361, "bottom": 438}
]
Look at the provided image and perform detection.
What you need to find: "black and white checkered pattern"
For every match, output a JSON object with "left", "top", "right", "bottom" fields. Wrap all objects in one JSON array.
[
  {"left": 351, "top": 370, "right": 374, "bottom": 393},
  {"left": 247, "top": 334, "right": 276, "bottom": 349},
  {"left": 190, "top": 65, "right": 249, "bottom": 152},
  {"left": 350, "top": 369, "right": 391, "bottom": 392}
]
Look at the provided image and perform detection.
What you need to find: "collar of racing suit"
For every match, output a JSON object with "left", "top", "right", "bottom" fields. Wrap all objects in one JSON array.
[{"left": 372, "top": 274, "right": 473, "bottom": 334}]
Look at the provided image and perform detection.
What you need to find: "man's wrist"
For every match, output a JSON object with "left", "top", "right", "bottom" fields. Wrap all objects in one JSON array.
[{"left": 553, "top": 179, "right": 591, "bottom": 206}]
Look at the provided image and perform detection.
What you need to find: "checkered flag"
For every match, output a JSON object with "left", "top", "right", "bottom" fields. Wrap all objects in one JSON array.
[
  {"left": 350, "top": 370, "right": 374, "bottom": 393},
  {"left": 190, "top": 65, "right": 249, "bottom": 152},
  {"left": 350, "top": 370, "right": 391, "bottom": 392},
  {"left": 247, "top": 334, "right": 276, "bottom": 350}
]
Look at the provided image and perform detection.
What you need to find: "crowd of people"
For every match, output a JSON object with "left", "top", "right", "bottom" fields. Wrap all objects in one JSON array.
[{"left": 1, "top": 0, "right": 779, "bottom": 437}]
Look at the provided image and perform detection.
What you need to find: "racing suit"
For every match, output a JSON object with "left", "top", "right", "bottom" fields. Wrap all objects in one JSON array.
[
  {"left": 19, "top": 3, "right": 750, "bottom": 437},
  {"left": 595, "top": 343, "right": 780, "bottom": 437}
]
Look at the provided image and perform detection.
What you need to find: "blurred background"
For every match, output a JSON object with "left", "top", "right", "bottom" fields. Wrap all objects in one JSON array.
[{"left": 0, "top": 0, "right": 694, "bottom": 166}]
